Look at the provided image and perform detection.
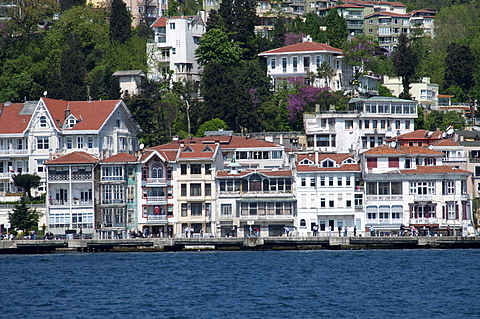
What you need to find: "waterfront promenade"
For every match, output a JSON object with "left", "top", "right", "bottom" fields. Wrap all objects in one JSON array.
[{"left": 1, "top": 235, "right": 480, "bottom": 253}]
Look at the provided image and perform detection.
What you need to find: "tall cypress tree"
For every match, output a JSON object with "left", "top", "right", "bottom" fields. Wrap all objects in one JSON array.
[
  {"left": 58, "top": 34, "right": 87, "bottom": 100},
  {"left": 392, "top": 33, "right": 418, "bottom": 100},
  {"left": 110, "top": 0, "right": 132, "bottom": 44},
  {"left": 325, "top": 9, "right": 348, "bottom": 48}
]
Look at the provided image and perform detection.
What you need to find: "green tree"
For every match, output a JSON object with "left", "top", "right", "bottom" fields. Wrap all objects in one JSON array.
[
  {"left": 195, "top": 28, "right": 243, "bottom": 66},
  {"left": 59, "top": 0, "right": 85, "bottom": 11},
  {"left": 423, "top": 110, "right": 465, "bottom": 131},
  {"left": 8, "top": 196, "right": 40, "bottom": 234},
  {"left": 110, "top": 0, "right": 132, "bottom": 44},
  {"left": 325, "top": 9, "right": 348, "bottom": 48},
  {"left": 271, "top": 17, "right": 287, "bottom": 48},
  {"left": 197, "top": 118, "right": 229, "bottom": 136},
  {"left": 5, "top": 0, "right": 58, "bottom": 36},
  {"left": 443, "top": 43, "right": 476, "bottom": 99},
  {"left": 13, "top": 174, "right": 41, "bottom": 199},
  {"left": 313, "top": 62, "right": 335, "bottom": 88},
  {"left": 392, "top": 33, "right": 418, "bottom": 99},
  {"left": 167, "top": 0, "right": 180, "bottom": 16},
  {"left": 304, "top": 13, "right": 323, "bottom": 42}
]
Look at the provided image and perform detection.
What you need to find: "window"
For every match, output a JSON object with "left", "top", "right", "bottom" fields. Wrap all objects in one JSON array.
[
  {"left": 337, "top": 178, "right": 342, "bottom": 186},
  {"left": 181, "top": 164, "right": 187, "bottom": 175},
  {"left": 170, "top": 23, "right": 175, "bottom": 29},
  {"left": 405, "top": 120, "right": 411, "bottom": 130},
  {"left": 37, "top": 137, "right": 49, "bottom": 149},
  {"left": 320, "top": 198, "right": 326, "bottom": 208},
  {"left": 301, "top": 178, "right": 306, "bottom": 186},
  {"left": 205, "top": 183, "right": 211, "bottom": 196},
  {"left": 329, "top": 200, "right": 334, "bottom": 208},
  {"left": 40, "top": 116, "right": 47, "bottom": 127},
  {"left": 282, "top": 58, "right": 287, "bottom": 73},
  {"left": 388, "top": 157, "right": 399, "bottom": 168},
  {"left": 102, "top": 166, "right": 123, "bottom": 180},
  {"left": 88, "top": 137, "right": 94, "bottom": 148},
  {"left": 395, "top": 120, "right": 401, "bottom": 129},
  {"left": 329, "top": 177, "right": 333, "bottom": 186},
  {"left": 37, "top": 159, "right": 45, "bottom": 173},
  {"left": 66, "top": 137, "right": 72, "bottom": 149},
  {"left": 292, "top": 57, "right": 298, "bottom": 72},
  {"left": 364, "top": 120, "right": 370, "bottom": 128},
  {"left": 270, "top": 58, "right": 276, "bottom": 69},
  {"left": 102, "top": 184, "right": 124, "bottom": 204},
  {"left": 425, "top": 158, "right": 435, "bottom": 166},
  {"left": 346, "top": 200, "right": 352, "bottom": 207},
  {"left": 320, "top": 176, "right": 325, "bottom": 186},
  {"left": 152, "top": 164, "right": 163, "bottom": 178},
  {"left": 447, "top": 203, "right": 455, "bottom": 219},
  {"left": 167, "top": 168, "right": 173, "bottom": 179},
  {"left": 315, "top": 55, "right": 322, "bottom": 67},
  {"left": 443, "top": 181, "right": 455, "bottom": 195},
  {"left": 181, "top": 184, "right": 187, "bottom": 196},
  {"left": 221, "top": 204, "right": 232, "bottom": 216},
  {"left": 367, "top": 158, "right": 377, "bottom": 169},
  {"left": 345, "top": 120, "right": 353, "bottom": 129},
  {"left": 77, "top": 136, "right": 84, "bottom": 149},
  {"left": 190, "top": 183, "right": 201, "bottom": 196},
  {"left": 190, "top": 164, "right": 201, "bottom": 174},
  {"left": 191, "top": 203, "right": 202, "bottom": 216},
  {"left": 303, "top": 56, "right": 310, "bottom": 72},
  {"left": 310, "top": 178, "right": 316, "bottom": 187},
  {"left": 181, "top": 203, "right": 187, "bottom": 216}
]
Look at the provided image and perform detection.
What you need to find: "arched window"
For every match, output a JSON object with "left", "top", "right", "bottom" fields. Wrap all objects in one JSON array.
[
  {"left": 152, "top": 163, "right": 163, "bottom": 178},
  {"left": 300, "top": 219, "right": 306, "bottom": 227}
]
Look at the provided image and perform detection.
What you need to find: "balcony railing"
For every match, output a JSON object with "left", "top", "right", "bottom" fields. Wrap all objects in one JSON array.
[
  {"left": 101, "top": 199, "right": 125, "bottom": 205},
  {"left": 146, "top": 196, "right": 167, "bottom": 202},
  {"left": 0, "top": 149, "right": 29, "bottom": 155},
  {"left": 409, "top": 218, "right": 439, "bottom": 225},
  {"left": 414, "top": 195, "right": 433, "bottom": 202},
  {"left": 146, "top": 178, "right": 167, "bottom": 184},
  {"left": 366, "top": 195, "right": 403, "bottom": 201},
  {"left": 239, "top": 214, "right": 294, "bottom": 220},
  {"left": 443, "top": 157, "right": 467, "bottom": 163},
  {"left": 147, "top": 215, "right": 167, "bottom": 223},
  {"left": 49, "top": 174, "right": 69, "bottom": 181},
  {"left": 72, "top": 173, "right": 92, "bottom": 180}
]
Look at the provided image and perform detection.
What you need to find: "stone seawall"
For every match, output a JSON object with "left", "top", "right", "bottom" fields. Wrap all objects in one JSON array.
[{"left": 1, "top": 236, "right": 480, "bottom": 253}]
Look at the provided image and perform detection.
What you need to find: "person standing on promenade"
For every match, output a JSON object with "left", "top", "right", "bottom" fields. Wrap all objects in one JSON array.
[
  {"left": 313, "top": 224, "right": 318, "bottom": 237},
  {"left": 446, "top": 225, "right": 451, "bottom": 236},
  {"left": 328, "top": 225, "right": 332, "bottom": 237},
  {"left": 353, "top": 225, "right": 357, "bottom": 237},
  {"left": 338, "top": 225, "right": 342, "bottom": 236},
  {"left": 370, "top": 225, "right": 375, "bottom": 237},
  {"left": 344, "top": 226, "right": 348, "bottom": 237},
  {"left": 184, "top": 226, "right": 190, "bottom": 238}
]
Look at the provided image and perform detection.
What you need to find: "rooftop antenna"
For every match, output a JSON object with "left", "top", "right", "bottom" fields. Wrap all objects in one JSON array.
[{"left": 43, "top": 91, "right": 48, "bottom": 97}]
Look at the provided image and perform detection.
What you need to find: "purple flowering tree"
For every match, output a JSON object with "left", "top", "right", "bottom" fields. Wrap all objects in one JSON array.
[
  {"left": 286, "top": 77, "right": 329, "bottom": 123},
  {"left": 284, "top": 33, "right": 306, "bottom": 46}
]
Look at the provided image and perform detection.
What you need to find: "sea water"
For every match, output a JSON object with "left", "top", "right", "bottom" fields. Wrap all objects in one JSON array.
[{"left": 1, "top": 250, "right": 479, "bottom": 318}]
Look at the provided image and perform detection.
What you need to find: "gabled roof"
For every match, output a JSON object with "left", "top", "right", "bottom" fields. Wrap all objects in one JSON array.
[
  {"left": 345, "top": 1, "right": 406, "bottom": 7},
  {"left": 45, "top": 151, "right": 98, "bottom": 165},
  {"left": 318, "top": 4, "right": 364, "bottom": 11},
  {"left": 112, "top": 70, "right": 146, "bottom": 77},
  {"left": 100, "top": 152, "right": 138, "bottom": 163},
  {"left": 297, "top": 153, "right": 353, "bottom": 164},
  {"left": 297, "top": 163, "right": 361, "bottom": 172},
  {"left": 364, "top": 145, "right": 444, "bottom": 155},
  {"left": 151, "top": 17, "right": 166, "bottom": 28},
  {"left": 178, "top": 143, "right": 219, "bottom": 159},
  {"left": 42, "top": 98, "right": 121, "bottom": 131},
  {"left": 0, "top": 102, "right": 32, "bottom": 134},
  {"left": 259, "top": 41, "right": 342, "bottom": 56}
]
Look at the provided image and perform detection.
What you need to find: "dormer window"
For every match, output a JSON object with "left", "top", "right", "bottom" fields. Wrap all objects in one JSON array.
[
  {"left": 321, "top": 159, "right": 335, "bottom": 167},
  {"left": 202, "top": 145, "right": 213, "bottom": 152},
  {"left": 425, "top": 157, "right": 436, "bottom": 166},
  {"left": 299, "top": 158, "right": 314, "bottom": 165},
  {"left": 183, "top": 145, "right": 193, "bottom": 152},
  {"left": 65, "top": 117, "right": 77, "bottom": 129},
  {"left": 343, "top": 158, "right": 355, "bottom": 164}
]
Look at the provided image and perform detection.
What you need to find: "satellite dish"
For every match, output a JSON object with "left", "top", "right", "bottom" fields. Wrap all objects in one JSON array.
[
  {"left": 447, "top": 128, "right": 454, "bottom": 135},
  {"left": 427, "top": 131, "right": 433, "bottom": 137},
  {"left": 139, "top": 143, "right": 144, "bottom": 150},
  {"left": 391, "top": 141, "right": 396, "bottom": 148},
  {"left": 43, "top": 91, "right": 47, "bottom": 97}
]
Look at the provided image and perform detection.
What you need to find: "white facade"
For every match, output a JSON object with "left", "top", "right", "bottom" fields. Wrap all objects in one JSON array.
[
  {"left": 147, "top": 14, "right": 205, "bottom": 83},
  {"left": 295, "top": 153, "right": 364, "bottom": 236},
  {"left": 304, "top": 96, "right": 418, "bottom": 154},
  {"left": 259, "top": 41, "right": 353, "bottom": 91},
  {"left": 362, "top": 145, "right": 473, "bottom": 235}
]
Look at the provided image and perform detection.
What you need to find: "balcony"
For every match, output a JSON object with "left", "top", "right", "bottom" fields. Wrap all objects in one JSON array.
[
  {"left": 146, "top": 178, "right": 167, "bottom": 185},
  {"left": 147, "top": 215, "right": 168, "bottom": 223},
  {"left": 239, "top": 214, "right": 294, "bottom": 220},
  {"left": 49, "top": 174, "right": 69, "bottom": 181},
  {"left": 0, "top": 149, "right": 29, "bottom": 155},
  {"left": 409, "top": 218, "right": 439, "bottom": 225},
  {"left": 0, "top": 172, "right": 13, "bottom": 179},
  {"left": 101, "top": 199, "right": 125, "bottom": 205},
  {"left": 146, "top": 196, "right": 168, "bottom": 203},
  {"left": 414, "top": 195, "right": 433, "bottom": 202},
  {"left": 72, "top": 173, "right": 92, "bottom": 180},
  {"left": 366, "top": 195, "right": 403, "bottom": 201}
]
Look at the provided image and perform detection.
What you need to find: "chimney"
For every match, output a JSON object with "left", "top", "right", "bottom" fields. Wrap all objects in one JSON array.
[
  {"left": 65, "top": 108, "right": 70, "bottom": 119},
  {"left": 315, "top": 151, "right": 318, "bottom": 166}
]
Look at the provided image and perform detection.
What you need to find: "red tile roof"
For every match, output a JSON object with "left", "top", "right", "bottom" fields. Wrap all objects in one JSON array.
[
  {"left": 0, "top": 102, "right": 31, "bottom": 134},
  {"left": 385, "top": 129, "right": 444, "bottom": 141},
  {"left": 151, "top": 17, "right": 166, "bottom": 28},
  {"left": 100, "top": 153, "right": 138, "bottom": 163},
  {"left": 438, "top": 94, "right": 454, "bottom": 98},
  {"left": 364, "top": 145, "right": 444, "bottom": 155},
  {"left": 259, "top": 41, "right": 342, "bottom": 56},
  {"left": 365, "top": 11, "right": 410, "bottom": 18},
  {"left": 401, "top": 166, "right": 470, "bottom": 175},
  {"left": 430, "top": 138, "right": 460, "bottom": 147},
  {"left": 42, "top": 98, "right": 120, "bottom": 131},
  {"left": 154, "top": 136, "right": 282, "bottom": 150},
  {"left": 345, "top": 0, "right": 406, "bottom": 7},
  {"left": 297, "top": 153, "right": 353, "bottom": 164},
  {"left": 45, "top": 151, "right": 98, "bottom": 165}
]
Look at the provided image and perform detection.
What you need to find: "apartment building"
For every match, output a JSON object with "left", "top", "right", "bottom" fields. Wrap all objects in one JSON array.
[
  {"left": 147, "top": 14, "right": 205, "bottom": 83},
  {"left": 383, "top": 76, "right": 439, "bottom": 110},
  {"left": 295, "top": 153, "right": 363, "bottom": 236},
  {"left": 362, "top": 145, "right": 473, "bottom": 235},
  {"left": 303, "top": 96, "right": 417, "bottom": 153}
]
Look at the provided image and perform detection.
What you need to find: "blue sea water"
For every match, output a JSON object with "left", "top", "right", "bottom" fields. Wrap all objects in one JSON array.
[{"left": 1, "top": 250, "right": 479, "bottom": 318}]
